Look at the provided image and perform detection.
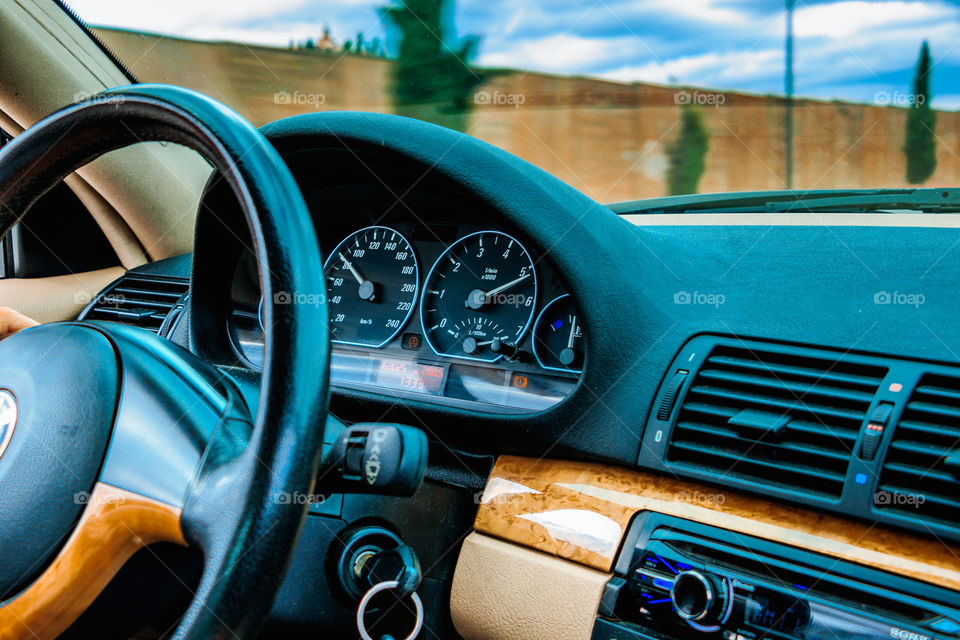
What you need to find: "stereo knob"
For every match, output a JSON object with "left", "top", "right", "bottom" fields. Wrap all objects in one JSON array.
[{"left": 671, "top": 570, "right": 718, "bottom": 623}]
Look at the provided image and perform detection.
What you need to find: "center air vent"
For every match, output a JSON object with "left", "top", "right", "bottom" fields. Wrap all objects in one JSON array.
[
  {"left": 81, "top": 274, "right": 189, "bottom": 334},
  {"left": 664, "top": 341, "right": 887, "bottom": 499},
  {"left": 877, "top": 374, "right": 960, "bottom": 526}
]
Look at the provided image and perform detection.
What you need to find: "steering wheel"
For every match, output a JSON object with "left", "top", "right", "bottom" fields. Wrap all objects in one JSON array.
[{"left": 0, "top": 85, "right": 329, "bottom": 638}]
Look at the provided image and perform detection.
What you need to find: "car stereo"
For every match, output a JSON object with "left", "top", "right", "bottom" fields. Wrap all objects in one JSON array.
[{"left": 595, "top": 514, "right": 960, "bottom": 640}]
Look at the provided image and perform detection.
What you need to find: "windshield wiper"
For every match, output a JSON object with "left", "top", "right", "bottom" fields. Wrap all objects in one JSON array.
[{"left": 610, "top": 188, "right": 960, "bottom": 215}]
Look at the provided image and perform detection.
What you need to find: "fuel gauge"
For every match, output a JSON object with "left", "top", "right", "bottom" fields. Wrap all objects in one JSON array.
[{"left": 533, "top": 294, "right": 585, "bottom": 373}]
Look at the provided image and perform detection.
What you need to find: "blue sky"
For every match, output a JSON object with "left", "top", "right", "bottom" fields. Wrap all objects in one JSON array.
[{"left": 67, "top": 0, "right": 960, "bottom": 108}]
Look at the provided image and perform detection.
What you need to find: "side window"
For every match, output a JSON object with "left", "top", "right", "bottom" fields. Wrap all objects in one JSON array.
[{"left": 0, "top": 128, "right": 119, "bottom": 279}]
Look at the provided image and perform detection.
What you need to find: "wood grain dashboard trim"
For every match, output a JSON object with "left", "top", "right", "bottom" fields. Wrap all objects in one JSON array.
[
  {"left": 0, "top": 482, "right": 186, "bottom": 640},
  {"left": 475, "top": 456, "right": 960, "bottom": 589}
]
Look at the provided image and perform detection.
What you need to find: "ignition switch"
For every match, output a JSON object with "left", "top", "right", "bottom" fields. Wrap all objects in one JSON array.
[{"left": 332, "top": 525, "right": 422, "bottom": 603}]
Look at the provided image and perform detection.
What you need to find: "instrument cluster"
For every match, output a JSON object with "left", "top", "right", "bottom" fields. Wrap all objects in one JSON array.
[{"left": 229, "top": 215, "right": 585, "bottom": 413}]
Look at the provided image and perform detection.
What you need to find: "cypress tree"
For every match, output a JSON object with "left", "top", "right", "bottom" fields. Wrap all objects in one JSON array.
[
  {"left": 380, "top": 0, "right": 491, "bottom": 132},
  {"left": 666, "top": 104, "right": 710, "bottom": 195},
  {"left": 904, "top": 41, "right": 936, "bottom": 184}
]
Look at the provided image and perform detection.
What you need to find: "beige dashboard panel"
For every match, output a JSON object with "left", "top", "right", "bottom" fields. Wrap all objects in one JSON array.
[
  {"left": 450, "top": 532, "right": 610, "bottom": 640},
  {"left": 0, "top": 266, "right": 123, "bottom": 323}
]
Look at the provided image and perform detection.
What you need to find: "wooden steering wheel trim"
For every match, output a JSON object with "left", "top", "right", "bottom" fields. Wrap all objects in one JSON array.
[{"left": 0, "top": 482, "right": 185, "bottom": 639}]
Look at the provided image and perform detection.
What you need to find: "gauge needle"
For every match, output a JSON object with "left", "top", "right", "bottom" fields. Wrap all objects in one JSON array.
[
  {"left": 485, "top": 273, "right": 531, "bottom": 298},
  {"left": 339, "top": 253, "right": 376, "bottom": 301},
  {"left": 339, "top": 253, "right": 364, "bottom": 284},
  {"left": 466, "top": 273, "right": 532, "bottom": 309},
  {"left": 559, "top": 315, "right": 579, "bottom": 367}
]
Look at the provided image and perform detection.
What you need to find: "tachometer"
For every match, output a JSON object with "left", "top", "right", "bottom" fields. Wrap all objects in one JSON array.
[
  {"left": 323, "top": 226, "right": 418, "bottom": 347},
  {"left": 420, "top": 230, "right": 537, "bottom": 362}
]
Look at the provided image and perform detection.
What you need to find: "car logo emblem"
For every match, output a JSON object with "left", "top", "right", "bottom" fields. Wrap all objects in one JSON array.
[{"left": 0, "top": 390, "right": 17, "bottom": 461}]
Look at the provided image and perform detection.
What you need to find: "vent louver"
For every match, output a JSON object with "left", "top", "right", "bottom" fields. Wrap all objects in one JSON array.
[
  {"left": 877, "top": 374, "right": 960, "bottom": 526},
  {"left": 666, "top": 344, "right": 887, "bottom": 499},
  {"left": 82, "top": 275, "right": 188, "bottom": 334}
]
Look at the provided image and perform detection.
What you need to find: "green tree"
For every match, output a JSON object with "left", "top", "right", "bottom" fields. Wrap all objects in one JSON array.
[
  {"left": 666, "top": 104, "right": 710, "bottom": 195},
  {"left": 904, "top": 41, "right": 936, "bottom": 184},
  {"left": 380, "top": 0, "right": 491, "bottom": 132}
]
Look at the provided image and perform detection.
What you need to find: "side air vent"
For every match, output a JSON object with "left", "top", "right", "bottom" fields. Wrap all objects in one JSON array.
[
  {"left": 82, "top": 275, "right": 189, "bottom": 334},
  {"left": 665, "top": 343, "right": 887, "bottom": 499},
  {"left": 877, "top": 374, "right": 960, "bottom": 526}
]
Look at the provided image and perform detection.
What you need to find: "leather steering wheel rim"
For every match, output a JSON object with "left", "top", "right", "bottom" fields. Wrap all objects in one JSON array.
[{"left": 0, "top": 84, "right": 329, "bottom": 638}]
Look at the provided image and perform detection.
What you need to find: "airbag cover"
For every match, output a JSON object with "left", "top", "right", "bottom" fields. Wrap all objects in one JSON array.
[{"left": 0, "top": 324, "right": 117, "bottom": 597}]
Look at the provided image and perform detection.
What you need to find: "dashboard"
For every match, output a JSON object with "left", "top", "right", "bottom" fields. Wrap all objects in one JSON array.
[
  {"left": 73, "top": 110, "right": 960, "bottom": 640},
  {"left": 228, "top": 213, "right": 584, "bottom": 413}
]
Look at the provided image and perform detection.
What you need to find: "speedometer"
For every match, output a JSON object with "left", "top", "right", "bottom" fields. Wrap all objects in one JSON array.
[
  {"left": 323, "top": 226, "right": 418, "bottom": 347},
  {"left": 420, "top": 230, "right": 537, "bottom": 362}
]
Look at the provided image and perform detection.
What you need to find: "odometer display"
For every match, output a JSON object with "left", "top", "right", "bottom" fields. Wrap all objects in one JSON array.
[
  {"left": 420, "top": 230, "right": 537, "bottom": 362},
  {"left": 324, "top": 226, "right": 419, "bottom": 347},
  {"left": 375, "top": 359, "right": 447, "bottom": 395}
]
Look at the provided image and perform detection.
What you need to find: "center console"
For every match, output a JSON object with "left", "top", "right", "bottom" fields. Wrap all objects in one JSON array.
[{"left": 596, "top": 513, "right": 960, "bottom": 640}]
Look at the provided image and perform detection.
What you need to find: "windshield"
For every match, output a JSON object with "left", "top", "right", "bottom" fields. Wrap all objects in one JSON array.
[{"left": 65, "top": 0, "right": 960, "bottom": 203}]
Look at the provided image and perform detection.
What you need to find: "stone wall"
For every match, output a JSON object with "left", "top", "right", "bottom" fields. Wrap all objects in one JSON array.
[{"left": 96, "top": 27, "right": 960, "bottom": 203}]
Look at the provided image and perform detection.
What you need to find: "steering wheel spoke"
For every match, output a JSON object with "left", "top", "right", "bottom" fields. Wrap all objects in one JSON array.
[
  {"left": 0, "top": 483, "right": 185, "bottom": 639},
  {"left": 0, "top": 320, "right": 249, "bottom": 638}
]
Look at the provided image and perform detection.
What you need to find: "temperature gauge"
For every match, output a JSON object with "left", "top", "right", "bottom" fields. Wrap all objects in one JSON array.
[{"left": 533, "top": 294, "right": 584, "bottom": 373}]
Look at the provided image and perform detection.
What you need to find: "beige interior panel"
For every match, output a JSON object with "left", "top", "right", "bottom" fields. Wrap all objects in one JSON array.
[
  {"left": 450, "top": 533, "right": 610, "bottom": 640},
  {"left": 0, "top": 0, "right": 211, "bottom": 263},
  {"left": 0, "top": 266, "right": 123, "bottom": 322}
]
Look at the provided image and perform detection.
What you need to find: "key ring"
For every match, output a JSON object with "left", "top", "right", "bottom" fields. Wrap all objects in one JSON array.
[{"left": 356, "top": 579, "right": 424, "bottom": 640}]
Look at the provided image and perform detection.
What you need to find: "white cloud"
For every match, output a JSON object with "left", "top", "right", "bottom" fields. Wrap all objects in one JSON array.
[
  {"left": 642, "top": 0, "right": 749, "bottom": 27},
  {"left": 600, "top": 48, "right": 783, "bottom": 86},
  {"left": 793, "top": 0, "right": 952, "bottom": 39},
  {"left": 67, "top": 0, "right": 309, "bottom": 34},
  {"left": 66, "top": 0, "right": 385, "bottom": 46},
  {"left": 478, "top": 33, "right": 638, "bottom": 74}
]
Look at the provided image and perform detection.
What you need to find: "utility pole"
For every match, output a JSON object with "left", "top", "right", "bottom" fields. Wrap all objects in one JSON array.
[{"left": 785, "top": 0, "right": 795, "bottom": 189}]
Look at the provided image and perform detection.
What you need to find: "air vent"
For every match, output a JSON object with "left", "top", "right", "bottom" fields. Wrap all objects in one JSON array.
[
  {"left": 666, "top": 344, "right": 887, "bottom": 499},
  {"left": 877, "top": 374, "right": 960, "bottom": 526},
  {"left": 82, "top": 275, "right": 188, "bottom": 334}
]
